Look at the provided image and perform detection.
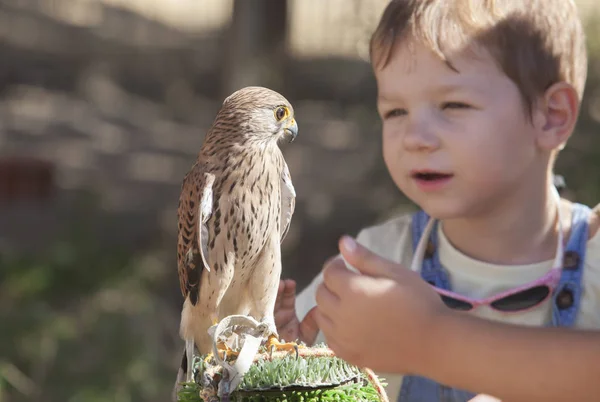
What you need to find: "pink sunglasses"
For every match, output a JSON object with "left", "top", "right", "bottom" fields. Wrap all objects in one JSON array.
[
  {"left": 412, "top": 188, "right": 565, "bottom": 313},
  {"left": 431, "top": 266, "right": 561, "bottom": 312}
]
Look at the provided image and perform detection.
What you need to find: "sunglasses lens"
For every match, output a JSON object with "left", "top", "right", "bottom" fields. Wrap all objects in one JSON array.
[
  {"left": 490, "top": 286, "right": 551, "bottom": 312},
  {"left": 439, "top": 295, "right": 473, "bottom": 311}
]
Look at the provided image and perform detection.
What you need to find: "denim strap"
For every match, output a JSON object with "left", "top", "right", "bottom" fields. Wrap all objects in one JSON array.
[
  {"left": 410, "top": 210, "right": 451, "bottom": 290},
  {"left": 551, "top": 203, "right": 590, "bottom": 326}
]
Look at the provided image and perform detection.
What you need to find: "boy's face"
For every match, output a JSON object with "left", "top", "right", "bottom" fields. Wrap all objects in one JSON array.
[{"left": 375, "top": 40, "right": 546, "bottom": 219}]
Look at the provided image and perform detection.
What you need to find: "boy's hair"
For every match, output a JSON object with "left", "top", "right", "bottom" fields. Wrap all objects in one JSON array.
[{"left": 370, "top": 0, "right": 588, "bottom": 117}]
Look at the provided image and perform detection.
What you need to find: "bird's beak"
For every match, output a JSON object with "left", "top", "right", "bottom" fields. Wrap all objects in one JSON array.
[{"left": 284, "top": 118, "right": 298, "bottom": 143}]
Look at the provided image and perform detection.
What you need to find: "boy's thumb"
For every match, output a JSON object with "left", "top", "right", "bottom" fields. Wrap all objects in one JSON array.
[{"left": 338, "top": 235, "right": 396, "bottom": 277}]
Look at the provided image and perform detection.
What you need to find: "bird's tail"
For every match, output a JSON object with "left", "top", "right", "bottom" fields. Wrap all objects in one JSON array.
[{"left": 171, "top": 347, "right": 188, "bottom": 402}]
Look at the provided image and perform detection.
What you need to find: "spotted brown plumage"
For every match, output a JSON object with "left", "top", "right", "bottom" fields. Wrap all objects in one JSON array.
[{"left": 174, "top": 86, "right": 298, "bottom": 393}]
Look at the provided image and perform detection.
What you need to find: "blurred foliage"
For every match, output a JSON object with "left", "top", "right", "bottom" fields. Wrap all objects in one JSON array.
[
  {"left": 0, "top": 194, "right": 177, "bottom": 402},
  {"left": 554, "top": 10, "right": 600, "bottom": 206}
]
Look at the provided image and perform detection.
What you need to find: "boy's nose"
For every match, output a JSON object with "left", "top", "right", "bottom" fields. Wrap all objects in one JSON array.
[{"left": 402, "top": 118, "right": 441, "bottom": 152}]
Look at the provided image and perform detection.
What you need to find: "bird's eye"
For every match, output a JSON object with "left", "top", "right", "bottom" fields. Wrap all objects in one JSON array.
[{"left": 275, "top": 106, "right": 288, "bottom": 121}]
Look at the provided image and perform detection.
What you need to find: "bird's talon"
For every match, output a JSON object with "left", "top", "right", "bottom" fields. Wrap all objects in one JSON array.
[
  {"left": 212, "top": 340, "right": 239, "bottom": 362},
  {"left": 265, "top": 335, "right": 304, "bottom": 358},
  {"left": 269, "top": 344, "right": 275, "bottom": 360}
]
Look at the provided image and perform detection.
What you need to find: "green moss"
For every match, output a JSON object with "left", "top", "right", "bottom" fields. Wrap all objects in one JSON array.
[
  {"left": 178, "top": 380, "right": 382, "bottom": 402},
  {"left": 177, "top": 347, "right": 386, "bottom": 402}
]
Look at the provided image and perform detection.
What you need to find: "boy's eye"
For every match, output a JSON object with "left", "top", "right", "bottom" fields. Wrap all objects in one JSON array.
[
  {"left": 383, "top": 109, "right": 407, "bottom": 119},
  {"left": 442, "top": 102, "right": 471, "bottom": 110}
]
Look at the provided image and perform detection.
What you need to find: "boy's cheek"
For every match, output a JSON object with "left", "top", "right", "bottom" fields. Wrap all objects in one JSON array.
[{"left": 382, "top": 149, "right": 407, "bottom": 183}]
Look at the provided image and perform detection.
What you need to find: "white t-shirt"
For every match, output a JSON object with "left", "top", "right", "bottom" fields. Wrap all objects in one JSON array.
[{"left": 295, "top": 210, "right": 600, "bottom": 402}]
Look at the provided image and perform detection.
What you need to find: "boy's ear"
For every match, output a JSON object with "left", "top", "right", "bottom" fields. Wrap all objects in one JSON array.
[{"left": 534, "top": 82, "right": 580, "bottom": 151}]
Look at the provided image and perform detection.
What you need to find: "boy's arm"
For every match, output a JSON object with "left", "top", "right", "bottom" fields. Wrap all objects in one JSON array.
[
  {"left": 316, "top": 235, "right": 600, "bottom": 402},
  {"left": 427, "top": 312, "right": 600, "bottom": 402}
]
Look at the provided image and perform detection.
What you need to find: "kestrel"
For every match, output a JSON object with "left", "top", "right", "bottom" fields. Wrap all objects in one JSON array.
[{"left": 174, "top": 86, "right": 298, "bottom": 388}]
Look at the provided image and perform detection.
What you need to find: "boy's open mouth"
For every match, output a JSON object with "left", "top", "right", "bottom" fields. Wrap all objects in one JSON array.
[{"left": 412, "top": 171, "right": 454, "bottom": 181}]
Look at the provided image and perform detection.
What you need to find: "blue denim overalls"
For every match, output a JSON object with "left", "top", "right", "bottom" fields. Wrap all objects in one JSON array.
[{"left": 398, "top": 203, "right": 591, "bottom": 402}]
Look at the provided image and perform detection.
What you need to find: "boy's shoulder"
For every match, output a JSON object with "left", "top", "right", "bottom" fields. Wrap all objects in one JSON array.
[
  {"left": 585, "top": 204, "right": 600, "bottom": 268},
  {"left": 352, "top": 202, "right": 600, "bottom": 256},
  {"left": 564, "top": 200, "right": 600, "bottom": 240},
  {"left": 355, "top": 208, "right": 417, "bottom": 259},
  {"left": 590, "top": 203, "right": 600, "bottom": 239},
  {"left": 357, "top": 209, "right": 415, "bottom": 239},
  {"left": 357, "top": 202, "right": 600, "bottom": 228}
]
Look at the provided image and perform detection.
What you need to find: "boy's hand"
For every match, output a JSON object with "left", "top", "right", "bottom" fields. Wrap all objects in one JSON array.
[
  {"left": 274, "top": 278, "right": 320, "bottom": 345},
  {"left": 314, "top": 236, "right": 447, "bottom": 374}
]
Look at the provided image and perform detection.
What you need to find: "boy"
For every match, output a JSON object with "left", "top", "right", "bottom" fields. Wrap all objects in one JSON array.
[{"left": 275, "top": 0, "right": 600, "bottom": 401}]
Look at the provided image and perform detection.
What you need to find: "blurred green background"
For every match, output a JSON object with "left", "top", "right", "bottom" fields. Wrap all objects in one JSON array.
[{"left": 0, "top": 1, "right": 598, "bottom": 401}]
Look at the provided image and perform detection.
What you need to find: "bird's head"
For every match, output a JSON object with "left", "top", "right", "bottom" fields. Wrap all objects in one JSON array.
[{"left": 217, "top": 86, "right": 298, "bottom": 144}]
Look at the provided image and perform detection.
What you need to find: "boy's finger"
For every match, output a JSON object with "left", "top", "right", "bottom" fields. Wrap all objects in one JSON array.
[
  {"left": 300, "top": 306, "right": 320, "bottom": 345},
  {"left": 313, "top": 307, "right": 335, "bottom": 341},
  {"left": 315, "top": 281, "right": 341, "bottom": 316},
  {"left": 338, "top": 236, "right": 396, "bottom": 278},
  {"left": 275, "top": 280, "right": 285, "bottom": 310},
  {"left": 276, "top": 279, "right": 297, "bottom": 310},
  {"left": 321, "top": 257, "right": 356, "bottom": 296},
  {"left": 274, "top": 307, "right": 297, "bottom": 326},
  {"left": 281, "top": 279, "right": 296, "bottom": 308}
]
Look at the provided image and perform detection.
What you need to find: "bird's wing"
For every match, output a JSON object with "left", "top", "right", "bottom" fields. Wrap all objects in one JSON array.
[
  {"left": 177, "top": 166, "right": 215, "bottom": 305},
  {"left": 280, "top": 161, "right": 296, "bottom": 243}
]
